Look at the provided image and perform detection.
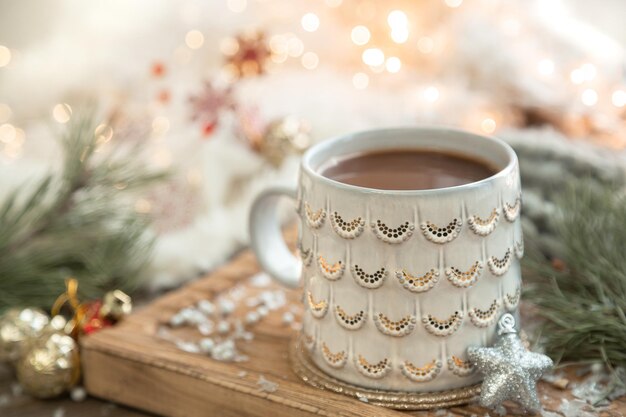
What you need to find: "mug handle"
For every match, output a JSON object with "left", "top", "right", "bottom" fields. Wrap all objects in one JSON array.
[{"left": 249, "top": 185, "right": 301, "bottom": 288}]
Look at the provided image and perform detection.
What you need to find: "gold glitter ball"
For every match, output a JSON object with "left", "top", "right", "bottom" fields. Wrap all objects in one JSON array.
[
  {"left": 0, "top": 308, "right": 50, "bottom": 362},
  {"left": 16, "top": 332, "right": 80, "bottom": 399},
  {"left": 260, "top": 117, "right": 312, "bottom": 166}
]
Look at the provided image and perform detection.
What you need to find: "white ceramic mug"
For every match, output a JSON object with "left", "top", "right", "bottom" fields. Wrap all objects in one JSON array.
[{"left": 249, "top": 127, "right": 522, "bottom": 392}]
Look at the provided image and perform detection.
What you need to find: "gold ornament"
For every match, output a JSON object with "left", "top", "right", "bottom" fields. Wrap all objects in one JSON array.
[
  {"left": 16, "top": 332, "right": 80, "bottom": 399},
  {"left": 99, "top": 290, "right": 133, "bottom": 322},
  {"left": 0, "top": 308, "right": 49, "bottom": 362},
  {"left": 223, "top": 31, "right": 271, "bottom": 79},
  {"left": 259, "top": 117, "right": 312, "bottom": 166}
]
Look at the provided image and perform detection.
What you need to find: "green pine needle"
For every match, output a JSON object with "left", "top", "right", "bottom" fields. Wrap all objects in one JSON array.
[
  {"left": 0, "top": 110, "right": 166, "bottom": 312},
  {"left": 524, "top": 180, "right": 626, "bottom": 371}
]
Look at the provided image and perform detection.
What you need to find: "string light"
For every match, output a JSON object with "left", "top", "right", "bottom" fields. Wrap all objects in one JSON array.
[
  {"left": 445, "top": 0, "right": 463, "bottom": 8},
  {"left": 417, "top": 37, "right": 434, "bottom": 54},
  {"left": 612, "top": 89, "right": 626, "bottom": 108},
  {"left": 362, "top": 48, "right": 384, "bottom": 67},
  {"left": 391, "top": 28, "right": 409, "bottom": 44},
  {"left": 352, "top": 72, "right": 369, "bottom": 89},
  {"left": 185, "top": 30, "right": 205, "bottom": 49},
  {"left": 0, "top": 46, "right": 10, "bottom": 67},
  {"left": 388, "top": 10, "right": 409, "bottom": 44},
  {"left": 153, "top": 148, "right": 173, "bottom": 168},
  {"left": 227, "top": 0, "right": 247, "bottom": 13},
  {"left": 422, "top": 86, "right": 440, "bottom": 103},
  {"left": 0, "top": 123, "right": 16, "bottom": 143},
  {"left": 301, "top": 52, "right": 319, "bottom": 69},
  {"left": 481, "top": 118, "right": 497, "bottom": 133},
  {"left": 580, "top": 63, "right": 596, "bottom": 81},
  {"left": 385, "top": 57, "right": 401, "bottom": 73},
  {"left": 581, "top": 88, "right": 598, "bottom": 107},
  {"left": 351, "top": 26, "right": 371, "bottom": 46},
  {"left": 52, "top": 104, "right": 72, "bottom": 124},
  {"left": 0, "top": 103, "right": 11, "bottom": 123},
  {"left": 571, "top": 63, "right": 596, "bottom": 84},
  {"left": 152, "top": 116, "right": 171, "bottom": 135},
  {"left": 301, "top": 13, "right": 320, "bottom": 32},
  {"left": 387, "top": 10, "right": 408, "bottom": 27},
  {"left": 220, "top": 37, "right": 240, "bottom": 56},
  {"left": 570, "top": 68, "right": 585, "bottom": 85},
  {"left": 287, "top": 36, "right": 304, "bottom": 57},
  {"left": 134, "top": 198, "right": 152, "bottom": 214},
  {"left": 95, "top": 124, "right": 114, "bottom": 145},
  {"left": 325, "top": 0, "right": 343, "bottom": 7},
  {"left": 537, "top": 59, "right": 555, "bottom": 76}
]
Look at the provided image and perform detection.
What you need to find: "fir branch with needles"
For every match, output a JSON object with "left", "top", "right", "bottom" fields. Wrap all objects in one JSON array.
[
  {"left": 0, "top": 111, "right": 166, "bottom": 311},
  {"left": 524, "top": 180, "right": 626, "bottom": 373}
]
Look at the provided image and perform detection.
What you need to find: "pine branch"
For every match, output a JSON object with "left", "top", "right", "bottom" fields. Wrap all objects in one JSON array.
[
  {"left": 0, "top": 110, "right": 166, "bottom": 311},
  {"left": 524, "top": 180, "right": 626, "bottom": 371}
]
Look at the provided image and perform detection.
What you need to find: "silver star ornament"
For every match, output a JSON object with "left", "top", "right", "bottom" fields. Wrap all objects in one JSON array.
[{"left": 467, "top": 313, "right": 553, "bottom": 413}]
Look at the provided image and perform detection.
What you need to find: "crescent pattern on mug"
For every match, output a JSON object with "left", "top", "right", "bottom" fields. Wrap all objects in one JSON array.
[{"left": 250, "top": 128, "right": 524, "bottom": 393}]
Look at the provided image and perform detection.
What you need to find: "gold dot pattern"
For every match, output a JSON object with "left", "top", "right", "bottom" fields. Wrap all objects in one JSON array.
[
  {"left": 396, "top": 269, "right": 439, "bottom": 293},
  {"left": 422, "top": 311, "right": 463, "bottom": 337},
  {"left": 420, "top": 219, "right": 462, "bottom": 244},
  {"left": 400, "top": 359, "right": 442, "bottom": 382},
  {"left": 373, "top": 313, "right": 417, "bottom": 337},
  {"left": 355, "top": 354, "right": 392, "bottom": 379},
  {"left": 334, "top": 305, "right": 366, "bottom": 330},
  {"left": 488, "top": 248, "right": 512, "bottom": 276},
  {"left": 445, "top": 261, "right": 483, "bottom": 288},
  {"left": 321, "top": 342, "right": 347, "bottom": 368},
  {"left": 468, "top": 299, "right": 501, "bottom": 327},
  {"left": 447, "top": 355, "right": 476, "bottom": 377},
  {"left": 350, "top": 265, "right": 387, "bottom": 289},
  {"left": 329, "top": 212, "right": 365, "bottom": 239},
  {"left": 371, "top": 220, "right": 415, "bottom": 244}
]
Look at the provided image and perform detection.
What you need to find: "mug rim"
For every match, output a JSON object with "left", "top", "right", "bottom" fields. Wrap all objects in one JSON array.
[{"left": 301, "top": 126, "right": 518, "bottom": 196}]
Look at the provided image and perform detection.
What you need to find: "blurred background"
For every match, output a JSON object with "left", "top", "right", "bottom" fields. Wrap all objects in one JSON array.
[
  {"left": 1, "top": 0, "right": 626, "bottom": 292},
  {"left": 3, "top": 2, "right": 626, "bottom": 416}
]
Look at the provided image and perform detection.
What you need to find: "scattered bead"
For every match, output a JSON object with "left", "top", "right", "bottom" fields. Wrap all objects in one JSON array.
[
  {"left": 197, "top": 300, "right": 216, "bottom": 315},
  {"left": 200, "top": 338, "right": 215, "bottom": 353},
  {"left": 211, "top": 340, "right": 236, "bottom": 361},
  {"left": 198, "top": 321, "right": 214, "bottom": 335},
  {"left": 70, "top": 386, "right": 87, "bottom": 402},
  {"left": 257, "top": 375, "right": 278, "bottom": 393},
  {"left": 237, "top": 370, "right": 248, "bottom": 378},
  {"left": 168, "top": 313, "right": 186, "bottom": 327},
  {"left": 217, "top": 320, "right": 231, "bottom": 334},
  {"left": 257, "top": 306, "right": 269, "bottom": 317},
  {"left": 282, "top": 311, "right": 294, "bottom": 325},
  {"left": 52, "top": 407, "right": 66, "bottom": 417},
  {"left": 245, "top": 311, "right": 260, "bottom": 324},
  {"left": 176, "top": 341, "right": 200, "bottom": 353},
  {"left": 219, "top": 299, "right": 236, "bottom": 316}
]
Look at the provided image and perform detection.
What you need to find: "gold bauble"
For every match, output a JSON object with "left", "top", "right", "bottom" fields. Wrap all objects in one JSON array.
[
  {"left": 260, "top": 117, "right": 312, "bottom": 167},
  {"left": 16, "top": 332, "right": 80, "bottom": 399},
  {"left": 99, "top": 290, "right": 132, "bottom": 322},
  {"left": 0, "top": 308, "right": 50, "bottom": 362}
]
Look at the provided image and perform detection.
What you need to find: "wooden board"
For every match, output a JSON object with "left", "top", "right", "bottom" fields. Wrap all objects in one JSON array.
[{"left": 81, "top": 249, "right": 626, "bottom": 417}]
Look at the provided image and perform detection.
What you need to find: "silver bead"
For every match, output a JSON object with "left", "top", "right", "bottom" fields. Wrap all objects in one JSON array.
[
  {"left": 257, "top": 306, "right": 269, "bottom": 317},
  {"left": 197, "top": 300, "right": 216, "bottom": 316},
  {"left": 217, "top": 321, "right": 230, "bottom": 335},
  {"left": 219, "top": 300, "right": 236, "bottom": 316},
  {"left": 282, "top": 312, "right": 294, "bottom": 325},
  {"left": 200, "top": 338, "right": 215, "bottom": 353},
  {"left": 245, "top": 311, "right": 260, "bottom": 325}
]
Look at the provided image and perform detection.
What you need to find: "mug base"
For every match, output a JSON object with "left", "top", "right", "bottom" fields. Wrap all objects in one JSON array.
[{"left": 289, "top": 338, "right": 481, "bottom": 410}]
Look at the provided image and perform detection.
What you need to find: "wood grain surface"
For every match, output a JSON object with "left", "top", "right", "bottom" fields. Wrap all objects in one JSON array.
[{"left": 79, "top": 248, "right": 626, "bottom": 417}]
